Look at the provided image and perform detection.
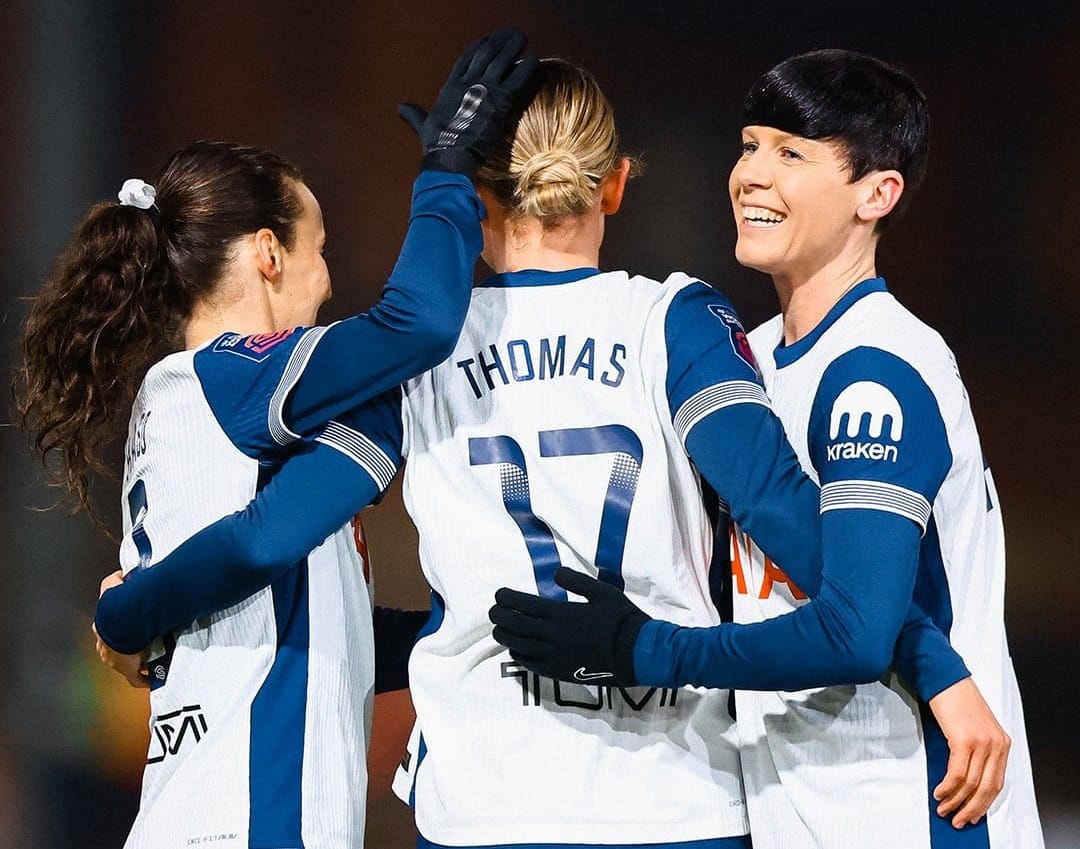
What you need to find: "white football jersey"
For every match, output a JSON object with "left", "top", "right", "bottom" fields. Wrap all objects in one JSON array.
[
  {"left": 735, "top": 278, "right": 1043, "bottom": 849},
  {"left": 393, "top": 268, "right": 756, "bottom": 846},
  {"left": 117, "top": 330, "right": 383, "bottom": 849}
]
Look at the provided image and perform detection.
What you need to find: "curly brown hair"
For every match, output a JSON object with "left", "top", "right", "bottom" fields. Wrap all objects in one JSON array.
[{"left": 15, "top": 141, "right": 304, "bottom": 518}]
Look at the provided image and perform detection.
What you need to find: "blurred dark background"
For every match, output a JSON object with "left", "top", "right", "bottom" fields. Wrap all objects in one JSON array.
[{"left": 1, "top": 2, "right": 1077, "bottom": 847}]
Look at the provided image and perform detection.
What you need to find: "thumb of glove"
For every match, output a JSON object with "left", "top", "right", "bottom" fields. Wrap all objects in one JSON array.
[
  {"left": 396, "top": 103, "right": 429, "bottom": 138},
  {"left": 554, "top": 566, "right": 614, "bottom": 602}
]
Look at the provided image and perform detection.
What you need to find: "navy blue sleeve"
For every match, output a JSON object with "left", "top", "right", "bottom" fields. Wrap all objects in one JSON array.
[
  {"left": 94, "top": 391, "right": 405, "bottom": 655},
  {"left": 636, "top": 345, "right": 969, "bottom": 695},
  {"left": 664, "top": 282, "right": 823, "bottom": 596},
  {"left": 373, "top": 607, "right": 429, "bottom": 694},
  {"left": 811, "top": 347, "right": 968, "bottom": 699},
  {"left": 285, "top": 171, "right": 483, "bottom": 437},
  {"left": 194, "top": 170, "right": 482, "bottom": 455}
]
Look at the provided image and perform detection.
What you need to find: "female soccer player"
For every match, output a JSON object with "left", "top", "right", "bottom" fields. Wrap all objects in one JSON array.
[
  {"left": 92, "top": 58, "right": 998, "bottom": 849},
  {"left": 493, "top": 50, "right": 1043, "bottom": 847},
  {"left": 18, "top": 28, "right": 536, "bottom": 849}
]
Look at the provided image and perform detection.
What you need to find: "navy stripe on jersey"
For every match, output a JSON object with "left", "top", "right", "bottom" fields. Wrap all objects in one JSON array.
[
  {"left": 269, "top": 325, "right": 328, "bottom": 446},
  {"left": 914, "top": 514, "right": 985, "bottom": 844},
  {"left": 673, "top": 381, "right": 770, "bottom": 443},
  {"left": 916, "top": 521, "right": 988, "bottom": 846},
  {"left": 249, "top": 561, "right": 310, "bottom": 848},
  {"left": 919, "top": 705, "right": 991, "bottom": 848},
  {"left": 477, "top": 266, "right": 600, "bottom": 288},
  {"left": 820, "top": 479, "right": 933, "bottom": 530},
  {"left": 315, "top": 421, "right": 398, "bottom": 490},
  {"left": 407, "top": 590, "right": 446, "bottom": 808}
]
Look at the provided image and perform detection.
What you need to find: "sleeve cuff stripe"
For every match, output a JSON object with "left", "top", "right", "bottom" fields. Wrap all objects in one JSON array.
[
  {"left": 315, "top": 421, "right": 398, "bottom": 490},
  {"left": 673, "top": 381, "right": 770, "bottom": 442},
  {"left": 820, "top": 480, "right": 932, "bottom": 530},
  {"left": 269, "top": 326, "right": 328, "bottom": 446}
]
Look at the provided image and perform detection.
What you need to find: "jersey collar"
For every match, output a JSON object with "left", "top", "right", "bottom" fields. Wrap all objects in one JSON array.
[
  {"left": 477, "top": 267, "right": 600, "bottom": 288},
  {"left": 773, "top": 277, "right": 888, "bottom": 368}
]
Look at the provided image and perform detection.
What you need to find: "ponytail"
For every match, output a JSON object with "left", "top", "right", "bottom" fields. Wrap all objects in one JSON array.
[
  {"left": 16, "top": 202, "right": 177, "bottom": 514},
  {"left": 15, "top": 141, "right": 304, "bottom": 519}
]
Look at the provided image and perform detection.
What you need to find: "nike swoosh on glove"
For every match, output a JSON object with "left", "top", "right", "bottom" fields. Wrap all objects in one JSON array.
[{"left": 488, "top": 566, "right": 650, "bottom": 686}]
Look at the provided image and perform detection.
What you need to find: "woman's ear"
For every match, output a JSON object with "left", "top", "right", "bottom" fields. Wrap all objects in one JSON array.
[
  {"left": 601, "top": 157, "right": 632, "bottom": 215},
  {"left": 855, "top": 170, "right": 904, "bottom": 224},
  {"left": 253, "top": 228, "right": 283, "bottom": 283}
]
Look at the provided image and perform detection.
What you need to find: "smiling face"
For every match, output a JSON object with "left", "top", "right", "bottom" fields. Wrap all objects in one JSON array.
[{"left": 729, "top": 125, "right": 873, "bottom": 285}]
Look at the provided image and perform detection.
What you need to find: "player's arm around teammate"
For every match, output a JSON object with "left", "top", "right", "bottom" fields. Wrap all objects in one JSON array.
[
  {"left": 489, "top": 51, "right": 1023, "bottom": 835},
  {"left": 100, "top": 65, "right": 985, "bottom": 835}
]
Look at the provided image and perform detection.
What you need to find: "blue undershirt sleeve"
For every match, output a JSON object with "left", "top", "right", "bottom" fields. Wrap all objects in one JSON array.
[
  {"left": 373, "top": 607, "right": 429, "bottom": 694},
  {"left": 95, "top": 391, "right": 405, "bottom": 655},
  {"left": 663, "top": 281, "right": 823, "bottom": 599}
]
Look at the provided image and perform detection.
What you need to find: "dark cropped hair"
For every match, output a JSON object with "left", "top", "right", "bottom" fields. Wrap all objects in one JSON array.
[
  {"left": 743, "top": 49, "right": 929, "bottom": 224},
  {"left": 16, "top": 141, "right": 304, "bottom": 519}
]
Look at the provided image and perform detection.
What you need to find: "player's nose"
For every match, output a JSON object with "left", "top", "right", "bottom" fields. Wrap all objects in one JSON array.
[{"left": 732, "top": 152, "right": 772, "bottom": 192}]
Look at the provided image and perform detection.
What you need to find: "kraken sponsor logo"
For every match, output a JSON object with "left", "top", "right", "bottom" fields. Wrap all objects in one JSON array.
[{"left": 827, "top": 381, "right": 903, "bottom": 463}]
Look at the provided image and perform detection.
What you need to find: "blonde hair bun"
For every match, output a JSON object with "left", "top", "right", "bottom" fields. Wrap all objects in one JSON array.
[
  {"left": 512, "top": 148, "right": 599, "bottom": 219},
  {"left": 476, "top": 59, "right": 637, "bottom": 224}
]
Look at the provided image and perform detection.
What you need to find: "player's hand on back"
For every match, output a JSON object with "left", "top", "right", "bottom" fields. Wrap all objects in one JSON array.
[
  {"left": 397, "top": 27, "right": 539, "bottom": 177},
  {"left": 929, "top": 676, "right": 1011, "bottom": 828},
  {"left": 489, "top": 566, "right": 650, "bottom": 687},
  {"left": 93, "top": 570, "right": 150, "bottom": 688}
]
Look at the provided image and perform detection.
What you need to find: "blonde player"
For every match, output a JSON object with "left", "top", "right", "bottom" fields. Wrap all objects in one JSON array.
[
  {"left": 20, "top": 29, "right": 536, "bottom": 849},
  {"left": 93, "top": 57, "right": 999, "bottom": 849},
  {"left": 493, "top": 50, "right": 1043, "bottom": 848}
]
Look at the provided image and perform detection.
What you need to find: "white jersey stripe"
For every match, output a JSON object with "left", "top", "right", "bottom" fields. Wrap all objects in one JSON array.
[
  {"left": 820, "top": 479, "right": 932, "bottom": 530},
  {"left": 269, "top": 325, "right": 329, "bottom": 446},
  {"left": 673, "top": 380, "right": 770, "bottom": 443},
  {"left": 315, "top": 421, "right": 398, "bottom": 490}
]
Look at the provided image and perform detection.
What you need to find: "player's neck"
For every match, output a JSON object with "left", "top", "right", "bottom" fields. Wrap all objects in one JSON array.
[
  {"left": 484, "top": 212, "right": 602, "bottom": 273},
  {"left": 773, "top": 248, "right": 878, "bottom": 346},
  {"left": 183, "top": 276, "right": 276, "bottom": 350}
]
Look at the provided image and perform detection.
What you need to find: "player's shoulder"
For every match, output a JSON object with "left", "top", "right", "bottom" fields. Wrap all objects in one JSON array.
[
  {"left": 655, "top": 270, "right": 732, "bottom": 299},
  {"left": 625, "top": 271, "right": 741, "bottom": 320},
  {"left": 190, "top": 324, "right": 329, "bottom": 454},
  {"left": 135, "top": 348, "right": 200, "bottom": 406},
  {"left": 196, "top": 326, "right": 316, "bottom": 369},
  {"left": 842, "top": 286, "right": 953, "bottom": 370},
  {"left": 192, "top": 325, "right": 327, "bottom": 394}
]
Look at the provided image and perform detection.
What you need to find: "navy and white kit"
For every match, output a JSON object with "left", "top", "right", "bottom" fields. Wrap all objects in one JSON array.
[
  {"left": 98, "top": 267, "right": 976, "bottom": 849},
  {"left": 632, "top": 278, "right": 1043, "bottom": 849},
  {"left": 735, "top": 278, "right": 1043, "bottom": 849},
  {"left": 94, "top": 170, "right": 484, "bottom": 849}
]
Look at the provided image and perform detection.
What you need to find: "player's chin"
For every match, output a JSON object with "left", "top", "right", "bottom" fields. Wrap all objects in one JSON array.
[{"left": 733, "top": 240, "right": 780, "bottom": 275}]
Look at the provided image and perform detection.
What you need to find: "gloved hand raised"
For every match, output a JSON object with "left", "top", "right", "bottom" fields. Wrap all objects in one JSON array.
[
  {"left": 489, "top": 566, "right": 651, "bottom": 687},
  {"left": 398, "top": 27, "right": 539, "bottom": 177}
]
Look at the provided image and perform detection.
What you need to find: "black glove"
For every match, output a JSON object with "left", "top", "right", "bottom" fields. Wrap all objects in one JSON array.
[
  {"left": 398, "top": 27, "right": 539, "bottom": 177},
  {"left": 488, "top": 566, "right": 651, "bottom": 686}
]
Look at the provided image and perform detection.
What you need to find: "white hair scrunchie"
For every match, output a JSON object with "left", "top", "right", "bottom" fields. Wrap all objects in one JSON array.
[{"left": 117, "top": 178, "right": 157, "bottom": 210}]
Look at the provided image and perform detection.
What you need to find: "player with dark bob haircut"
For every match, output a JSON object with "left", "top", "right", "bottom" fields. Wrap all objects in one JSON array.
[
  {"left": 744, "top": 48, "right": 929, "bottom": 225},
  {"left": 492, "top": 47, "right": 1045, "bottom": 848}
]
